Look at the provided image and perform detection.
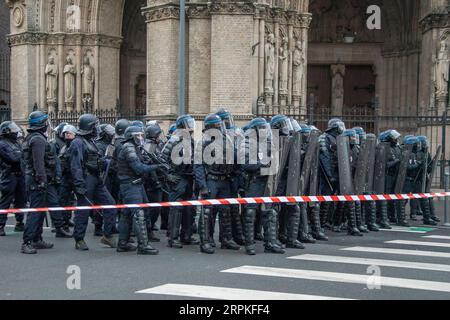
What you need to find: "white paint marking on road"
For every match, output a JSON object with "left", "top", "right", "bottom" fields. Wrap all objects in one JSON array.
[
  {"left": 380, "top": 227, "right": 427, "bottom": 234},
  {"left": 136, "top": 284, "right": 350, "bottom": 300},
  {"left": 423, "top": 235, "right": 450, "bottom": 241},
  {"left": 386, "top": 240, "right": 450, "bottom": 248},
  {"left": 288, "top": 254, "right": 450, "bottom": 272},
  {"left": 222, "top": 266, "right": 450, "bottom": 293},
  {"left": 342, "top": 247, "right": 450, "bottom": 258}
]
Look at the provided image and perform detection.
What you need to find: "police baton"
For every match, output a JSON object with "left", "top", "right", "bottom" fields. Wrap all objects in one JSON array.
[{"left": 81, "top": 194, "right": 104, "bottom": 218}]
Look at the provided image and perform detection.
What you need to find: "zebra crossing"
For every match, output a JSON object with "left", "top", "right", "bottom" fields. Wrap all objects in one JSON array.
[{"left": 136, "top": 232, "right": 450, "bottom": 300}]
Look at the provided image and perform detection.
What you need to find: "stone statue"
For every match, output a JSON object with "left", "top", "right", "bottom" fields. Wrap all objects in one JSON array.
[
  {"left": 434, "top": 39, "right": 450, "bottom": 96},
  {"left": 331, "top": 64, "right": 345, "bottom": 115},
  {"left": 45, "top": 56, "right": 58, "bottom": 104},
  {"left": 292, "top": 40, "right": 305, "bottom": 96},
  {"left": 81, "top": 56, "right": 95, "bottom": 103},
  {"left": 279, "top": 37, "right": 289, "bottom": 95},
  {"left": 265, "top": 33, "right": 275, "bottom": 93},
  {"left": 64, "top": 56, "right": 76, "bottom": 107}
]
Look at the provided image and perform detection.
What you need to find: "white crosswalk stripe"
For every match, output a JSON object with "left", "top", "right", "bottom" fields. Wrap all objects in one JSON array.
[
  {"left": 423, "top": 235, "right": 450, "bottom": 240},
  {"left": 342, "top": 246, "right": 450, "bottom": 258},
  {"left": 385, "top": 240, "right": 450, "bottom": 248},
  {"left": 288, "top": 254, "right": 450, "bottom": 272},
  {"left": 136, "top": 284, "right": 350, "bottom": 300},
  {"left": 221, "top": 266, "right": 450, "bottom": 293},
  {"left": 379, "top": 227, "right": 429, "bottom": 234}
]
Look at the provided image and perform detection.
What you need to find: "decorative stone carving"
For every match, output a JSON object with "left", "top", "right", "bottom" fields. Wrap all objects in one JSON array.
[
  {"left": 81, "top": 55, "right": 95, "bottom": 110},
  {"left": 45, "top": 55, "right": 58, "bottom": 108},
  {"left": 292, "top": 39, "right": 305, "bottom": 96},
  {"left": 331, "top": 64, "right": 345, "bottom": 115},
  {"left": 142, "top": 6, "right": 180, "bottom": 23},
  {"left": 279, "top": 37, "right": 289, "bottom": 95},
  {"left": 434, "top": 39, "right": 450, "bottom": 97},
  {"left": 64, "top": 56, "right": 76, "bottom": 110},
  {"left": 12, "top": 5, "right": 24, "bottom": 27},
  {"left": 209, "top": 1, "right": 255, "bottom": 15},
  {"left": 265, "top": 33, "right": 276, "bottom": 94}
]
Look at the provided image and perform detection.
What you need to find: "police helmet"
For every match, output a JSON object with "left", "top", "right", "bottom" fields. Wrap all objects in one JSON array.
[
  {"left": 216, "top": 108, "right": 235, "bottom": 130},
  {"left": 146, "top": 124, "right": 163, "bottom": 140},
  {"left": 168, "top": 124, "right": 177, "bottom": 136},
  {"left": 78, "top": 114, "right": 99, "bottom": 136},
  {"left": 62, "top": 125, "right": 77, "bottom": 137},
  {"left": 417, "top": 136, "right": 429, "bottom": 149},
  {"left": 115, "top": 119, "right": 131, "bottom": 136},
  {"left": 0, "top": 121, "right": 21, "bottom": 139},
  {"left": 342, "top": 129, "right": 360, "bottom": 145},
  {"left": 270, "top": 115, "right": 293, "bottom": 136},
  {"left": 327, "top": 118, "right": 346, "bottom": 134},
  {"left": 204, "top": 114, "right": 225, "bottom": 133},
  {"left": 176, "top": 115, "right": 196, "bottom": 131},
  {"left": 54, "top": 122, "right": 68, "bottom": 139},
  {"left": 28, "top": 111, "right": 49, "bottom": 131},
  {"left": 379, "top": 129, "right": 401, "bottom": 143},
  {"left": 99, "top": 124, "right": 115, "bottom": 140},
  {"left": 124, "top": 125, "right": 145, "bottom": 146},
  {"left": 131, "top": 120, "right": 145, "bottom": 129}
]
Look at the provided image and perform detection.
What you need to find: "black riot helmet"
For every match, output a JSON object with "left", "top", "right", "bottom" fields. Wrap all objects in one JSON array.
[
  {"left": 124, "top": 125, "right": 145, "bottom": 146},
  {"left": 270, "top": 115, "right": 293, "bottom": 137},
  {"left": 99, "top": 124, "right": 115, "bottom": 143},
  {"left": 78, "top": 114, "right": 99, "bottom": 136},
  {"left": 54, "top": 122, "right": 68, "bottom": 139},
  {"left": 0, "top": 121, "right": 21, "bottom": 140},
  {"left": 145, "top": 124, "right": 163, "bottom": 141},
  {"left": 204, "top": 113, "right": 226, "bottom": 134},
  {"left": 326, "top": 118, "right": 346, "bottom": 135},
  {"left": 28, "top": 111, "right": 49, "bottom": 131},
  {"left": 115, "top": 119, "right": 131, "bottom": 136}
]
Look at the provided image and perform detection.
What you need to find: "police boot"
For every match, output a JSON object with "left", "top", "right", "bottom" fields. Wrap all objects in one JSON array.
[
  {"left": 285, "top": 205, "right": 305, "bottom": 249},
  {"left": 134, "top": 210, "right": 159, "bottom": 255},
  {"left": 255, "top": 210, "right": 264, "bottom": 241},
  {"left": 355, "top": 202, "right": 368, "bottom": 233},
  {"left": 395, "top": 200, "right": 409, "bottom": 227},
  {"left": 243, "top": 209, "right": 256, "bottom": 255},
  {"left": 309, "top": 204, "right": 329, "bottom": 241},
  {"left": 387, "top": 202, "right": 397, "bottom": 224},
  {"left": 55, "top": 227, "right": 72, "bottom": 238},
  {"left": 278, "top": 209, "right": 288, "bottom": 245},
  {"left": 14, "top": 222, "right": 25, "bottom": 232},
  {"left": 297, "top": 204, "right": 315, "bottom": 244},
  {"left": 262, "top": 210, "right": 285, "bottom": 254},
  {"left": 0, "top": 226, "right": 5, "bottom": 236},
  {"left": 208, "top": 210, "right": 217, "bottom": 247},
  {"left": 231, "top": 206, "right": 245, "bottom": 246},
  {"left": 346, "top": 202, "right": 363, "bottom": 237},
  {"left": 429, "top": 199, "right": 441, "bottom": 222},
  {"left": 365, "top": 201, "right": 380, "bottom": 232},
  {"left": 32, "top": 239, "right": 54, "bottom": 249},
  {"left": 21, "top": 242, "right": 37, "bottom": 254},
  {"left": 410, "top": 199, "right": 419, "bottom": 221},
  {"left": 219, "top": 210, "right": 240, "bottom": 250},
  {"left": 377, "top": 201, "right": 392, "bottom": 229},
  {"left": 199, "top": 209, "right": 215, "bottom": 254},
  {"left": 320, "top": 202, "right": 332, "bottom": 230},
  {"left": 116, "top": 240, "right": 137, "bottom": 252},
  {"left": 168, "top": 209, "right": 183, "bottom": 248},
  {"left": 420, "top": 199, "right": 437, "bottom": 226},
  {"left": 94, "top": 224, "right": 103, "bottom": 237},
  {"left": 181, "top": 210, "right": 199, "bottom": 245},
  {"left": 332, "top": 203, "right": 343, "bottom": 233}
]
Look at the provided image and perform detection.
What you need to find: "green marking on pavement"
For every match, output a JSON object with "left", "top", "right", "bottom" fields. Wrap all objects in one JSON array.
[{"left": 410, "top": 227, "right": 435, "bottom": 232}]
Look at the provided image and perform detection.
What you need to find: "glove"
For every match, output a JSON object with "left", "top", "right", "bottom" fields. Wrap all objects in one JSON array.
[
  {"left": 75, "top": 186, "right": 87, "bottom": 196},
  {"left": 200, "top": 188, "right": 210, "bottom": 199},
  {"left": 166, "top": 174, "right": 181, "bottom": 184}
]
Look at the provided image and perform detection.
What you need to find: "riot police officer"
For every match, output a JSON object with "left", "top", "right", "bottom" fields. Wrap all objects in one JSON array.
[
  {"left": 0, "top": 121, "right": 26, "bottom": 236},
  {"left": 69, "top": 114, "right": 117, "bottom": 250},
  {"left": 117, "top": 126, "right": 164, "bottom": 254},
  {"left": 21, "top": 112, "right": 71, "bottom": 254},
  {"left": 271, "top": 115, "right": 305, "bottom": 249},
  {"left": 96, "top": 124, "right": 115, "bottom": 156},
  {"left": 50, "top": 122, "right": 68, "bottom": 156},
  {"left": 216, "top": 108, "right": 245, "bottom": 246},
  {"left": 196, "top": 113, "right": 240, "bottom": 254},
  {"left": 161, "top": 115, "right": 200, "bottom": 248},
  {"left": 241, "top": 118, "right": 285, "bottom": 254}
]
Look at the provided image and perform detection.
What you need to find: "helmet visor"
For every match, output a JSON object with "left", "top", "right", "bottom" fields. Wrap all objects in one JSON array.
[
  {"left": 132, "top": 132, "right": 145, "bottom": 146},
  {"left": 390, "top": 130, "right": 401, "bottom": 141},
  {"left": 223, "top": 114, "right": 235, "bottom": 130}
]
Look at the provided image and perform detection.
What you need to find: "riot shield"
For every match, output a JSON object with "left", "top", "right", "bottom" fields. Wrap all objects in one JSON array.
[
  {"left": 374, "top": 142, "right": 388, "bottom": 194},
  {"left": 299, "top": 131, "right": 320, "bottom": 195},
  {"left": 426, "top": 145, "right": 442, "bottom": 192},
  {"left": 394, "top": 144, "right": 413, "bottom": 194},
  {"left": 354, "top": 141, "right": 370, "bottom": 195},
  {"left": 274, "top": 135, "right": 293, "bottom": 195},
  {"left": 364, "top": 134, "right": 377, "bottom": 194},
  {"left": 337, "top": 135, "right": 355, "bottom": 195},
  {"left": 286, "top": 132, "right": 302, "bottom": 196}
]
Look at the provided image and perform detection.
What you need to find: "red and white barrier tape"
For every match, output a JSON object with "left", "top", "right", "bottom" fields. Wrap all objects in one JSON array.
[{"left": 1, "top": 192, "right": 450, "bottom": 215}]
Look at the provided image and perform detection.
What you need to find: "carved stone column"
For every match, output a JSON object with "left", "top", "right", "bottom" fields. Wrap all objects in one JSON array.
[{"left": 330, "top": 64, "right": 345, "bottom": 116}]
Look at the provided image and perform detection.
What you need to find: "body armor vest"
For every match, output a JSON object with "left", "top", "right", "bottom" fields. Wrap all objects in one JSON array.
[{"left": 23, "top": 132, "right": 56, "bottom": 178}]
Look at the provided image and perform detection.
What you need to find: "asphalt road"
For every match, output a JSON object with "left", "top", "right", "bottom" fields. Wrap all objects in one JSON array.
[{"left": 1, "top": 198, "right": 450, "bottom": 300}]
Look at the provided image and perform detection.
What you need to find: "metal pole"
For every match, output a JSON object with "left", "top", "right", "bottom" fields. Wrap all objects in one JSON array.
[
  {"left": 441, "top": 110, "right": 447, "bottom": 189},
  {"left": 178, "top": 0, "right": 186, "bottom": 116},
  {"left": 444, "top": 171, "right": 450, "bottom": 227}
]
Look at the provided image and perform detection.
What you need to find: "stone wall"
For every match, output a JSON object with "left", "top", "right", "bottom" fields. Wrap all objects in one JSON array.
[{"left": 0, "top": 0, "right": 10, "bottom": 105}]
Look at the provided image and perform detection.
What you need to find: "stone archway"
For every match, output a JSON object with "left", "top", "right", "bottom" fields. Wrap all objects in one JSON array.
[{"left": 120, "top": 0, "right": 147, "bottom": 115}]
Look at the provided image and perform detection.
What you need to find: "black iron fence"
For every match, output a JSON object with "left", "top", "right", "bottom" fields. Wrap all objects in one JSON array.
[
  {"left": 48, "top": 108, "right": 145, "bottom": 126},
  {"left": 0, "top": 105, "right": 11, "bottom": 122}
]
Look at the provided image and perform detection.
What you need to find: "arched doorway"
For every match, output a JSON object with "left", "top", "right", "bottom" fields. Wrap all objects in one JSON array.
[{"left": 120, "top": 0, "right": 147, "bottom": 116}]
